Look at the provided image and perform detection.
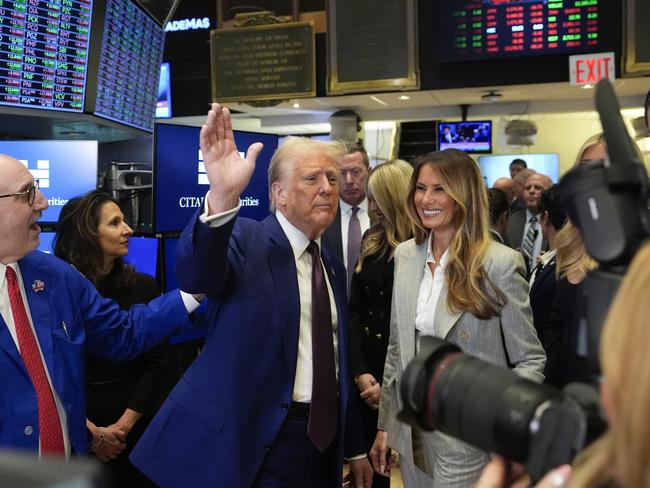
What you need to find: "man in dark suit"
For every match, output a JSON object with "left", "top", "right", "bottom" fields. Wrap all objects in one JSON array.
[
  {"left": 0, "top": 154, "right": 196, "bottom": 458},
  {"left": 506, "top": 172, "right": 553, "bottom": 274},
  {"left": 131, "top": 104, "right": 372, "bottom": 487},
  {"left": 321, "top": 142, "right": 370, "bottom": 292}
]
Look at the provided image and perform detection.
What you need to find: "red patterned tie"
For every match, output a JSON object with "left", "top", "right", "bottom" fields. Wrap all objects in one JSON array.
[
  {"left": 306, "top": 241, "right": 338, "bottom": 452},
  {"left": 6, "top": 266, "right": 65, "bottom": 456}
]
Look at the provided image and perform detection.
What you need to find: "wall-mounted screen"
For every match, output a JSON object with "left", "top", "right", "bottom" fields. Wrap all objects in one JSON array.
[
  {"left": 92, "top": 0, "right": 165, "bottom": 131},
  {"left": 156, "top": 62, "right": 172, "bottom": 118},
  {"left": 436, "top": 1, "right": 602, "bottom": 61},
  {"left": 0, "top": 0, "right": 93, "bottom": 112},
  {"left": 479, "top": 153, "right": 560, "bottom": 187},
  {"left": 438, "top": 120, "right": 492, "bottom": 153},
  {"left": 153, "top": 124, "right": 278, "bottom": 233},
  {"left": 37, "top": 231, "right": 56, "bottom": 254},
  {"left": 123, "top": 236, "right": 159, "bottom": 278},
  {"left": 0, "top": 140, "right": 97, "bottom": 223}
]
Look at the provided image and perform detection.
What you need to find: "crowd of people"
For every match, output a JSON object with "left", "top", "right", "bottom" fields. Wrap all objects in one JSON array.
[{"left": 0, "top": 92, "right": 649, "bottom": 488}]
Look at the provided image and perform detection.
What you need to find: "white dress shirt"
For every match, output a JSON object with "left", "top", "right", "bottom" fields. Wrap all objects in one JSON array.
[
  {"left": 339, "top": 198, "right": 370, "bottom": 272},
  {"left": 415, "top": 234, "right": 450, "bottom": 342},
  {"left": 201, "top": 200, "right": 339, "bottom": 403},
  {"left": 0, "top": 262, "right": 71, "bottom": 459}
]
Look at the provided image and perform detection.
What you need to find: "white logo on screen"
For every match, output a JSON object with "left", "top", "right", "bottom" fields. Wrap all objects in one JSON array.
[
  {"left": 21, "top": 159, "right": 50, "bottom": 188},
  {"left": 198, "top": 149, "right": 244, "bottom": 185}
]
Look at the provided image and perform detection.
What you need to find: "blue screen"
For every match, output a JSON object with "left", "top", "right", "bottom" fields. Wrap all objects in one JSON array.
[
  {"left": 0, "top": 140, "right": 98, "bottom": 223},
  {"left": 153, "top": 124, "right": 278, "bottom": 233},
  {"left": 156, "top": 63, "right": 172, "bottom": 118},
  {"left": 123, "top": 236, "right": 159, "bottom": 278},
  {"left": 37, "top": 231, "right": 56, "bottom": 254},
  {"left": 479, "top": 153, "right": 560, "bottom": 187},
  {"left": 438, "top": 121, "right": 492, "bottom": 153}
]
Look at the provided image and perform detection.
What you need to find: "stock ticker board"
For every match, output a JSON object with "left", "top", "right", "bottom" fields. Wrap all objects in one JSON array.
[
  {"left": 0, "top": 0, "right": 92, "bottom": 112},
  {"left": 93, "top": 0, "right": 164, "bottom": 132},
  {"left": 437, "top": 0, "right": 601, "bottom": 61}
]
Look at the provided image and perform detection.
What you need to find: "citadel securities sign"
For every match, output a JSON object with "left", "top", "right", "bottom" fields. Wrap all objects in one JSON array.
[
  {"left": 569, "top": 52, "right": 615, "bottom": 86},
  {"left": 153, "top": 124, "right": 278, "bottom": 233}
]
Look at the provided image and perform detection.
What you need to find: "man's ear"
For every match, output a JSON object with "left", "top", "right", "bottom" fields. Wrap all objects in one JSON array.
[{"left": 271, "top": 181, "right": 285, "bottom": 207}]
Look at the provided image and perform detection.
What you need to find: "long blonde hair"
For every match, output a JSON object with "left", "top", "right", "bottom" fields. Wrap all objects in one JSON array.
[
  {"left": 554, "top": 221, "right": 598, "bottom": 280},
  {"left": 407, "top": 150, "right": 504, "bottom": 319},
  {"left": 356, "top": 159, "right": 414, "bottom": 272},
  {"left": 570, "top": 241, "right": 650, "bottom": 488}
]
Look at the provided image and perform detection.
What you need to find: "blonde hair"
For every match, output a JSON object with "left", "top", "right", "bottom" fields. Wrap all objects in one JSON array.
[
  {"left": 407, "top": 150, "right": 504, "bottom": 319},
  {"left": 574, "top": 133, "right": 606, "bottom": 167},
  {"left": 356, "top": 159, "right": 414, "bottom": 272},
  {"left": 268, "top": 137, "right": 345, "bottom": 211},
  {"left": 554, "top": 221, "right": 598, "bottom": 280},
  {"left": 569, "top": 240, "right": 650, "bottom": 488}
]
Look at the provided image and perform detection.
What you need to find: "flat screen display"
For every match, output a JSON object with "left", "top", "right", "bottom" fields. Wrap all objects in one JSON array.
[
  {"left": 37, "top": 231, "right": 56, "bottom": 254},
  {"left": 479, "top": 153, "right": 560, "bottom": 186},
  {"left": 0, "top": 0, "right": 93, "bottom": 112},
  {"left": 155, "top": 62, "right": 171, "bottom": 118},
  {"left": 93, "top": 0, "right": 165, "bottom": 131},
  {"left": 153, "top": 124, "right": 278, "bottom": 233},
  {"left": 123, "top": 236, "right": 159, "bottom": 278},
  {"left": 0, "top": 140, "right": 97, "bottom": 223},
  {"left": 436, "top": 0, "right": 602, "bottom": 61},
  {"left": 438, "top": 120, "right": 492, "bottom": 153}
]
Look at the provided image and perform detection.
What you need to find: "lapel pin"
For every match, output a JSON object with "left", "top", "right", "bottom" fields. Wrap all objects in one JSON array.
[{"left": 32, "top": 280, "right": 45, "bottom": 292}]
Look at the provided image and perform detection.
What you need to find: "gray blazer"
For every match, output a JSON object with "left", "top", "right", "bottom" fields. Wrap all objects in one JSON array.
[{"left": 378, "top": 239, "right": 546, "bottom": 487}]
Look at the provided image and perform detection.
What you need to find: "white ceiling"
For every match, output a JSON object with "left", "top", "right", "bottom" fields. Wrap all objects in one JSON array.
[{"left": 165, "top": 77, "right": 650, "bottom": 134}]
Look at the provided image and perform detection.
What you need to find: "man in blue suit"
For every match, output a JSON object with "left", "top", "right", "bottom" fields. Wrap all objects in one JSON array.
[
  {"left": 0, "top": 154, "right": 198, "bottom": 459},
  {"left": 131, "top": 104, "right": 373, "bottom": 487}
]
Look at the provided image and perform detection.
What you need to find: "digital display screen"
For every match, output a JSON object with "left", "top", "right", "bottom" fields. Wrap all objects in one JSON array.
[
  {"left": 479, "top": 153, "right": 559, "bottom": 186},
  {"left": 123, "top": 235, "right": 159, "bottom": 277},
  {"left": 94, "top": 0, "right": 165, "bottom": 131},
  {"left": 0, "top": 140, "right": 97, "bottom": 222},
  {"left": 437, "top": 0, "right": 601, "bottom": 61},
  {"left": 438, "top": 120, "right": 492, "bottom": 153},
  {"left": 153, "top": 124, "right": 278, "bottom": 233},
  {"left": 0, "top": 0, "right": 92, "bottom": 112},
  {"left": 155, "top": 62, "right": 171, "bottom": 118}
]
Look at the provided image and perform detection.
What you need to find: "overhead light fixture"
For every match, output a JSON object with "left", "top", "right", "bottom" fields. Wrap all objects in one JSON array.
[
  {"left": 369, "top": 95, "right": 388, "bottom": 107},
  {"left": 480, "top": 90, "right": 503, "bottom": 103},
  {"left": 581, "top": 84, "right": 594, "bottom": 90},
  {"left": 292, "top": 102, "right": 301, "bottom": 108},
  {"left": 399, "top": 95, "right": 410, "bottom": 100}
]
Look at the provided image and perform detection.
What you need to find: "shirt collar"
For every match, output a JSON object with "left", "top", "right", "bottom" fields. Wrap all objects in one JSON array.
[
  {"left": 525, "top": 209, "right": 541, "bottom": 222},
  {"left": 540, "top": 249, "right": 557, "bottom": 266},
  {"left": 425, "top": 232, "right": 449, "bottom": 267},
  {"left": 340, "top": 197, "right": 368, "bottom": 215},
  {"left": 0, "top": 262, "right": 18, "bottom": 290},
  {"left": 275, "top": 210, "right": 316, "bottom": 260}
]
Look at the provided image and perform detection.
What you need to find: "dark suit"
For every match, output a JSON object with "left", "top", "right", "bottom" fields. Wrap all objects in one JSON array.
[
  {"left": 131, "top": 212, "right": 364, "bottom": 487},
  {"left": 0, "top": 252, "right": 190, "bottom": 455},
  {"left": 321, "top": 207, "right": 344, "bottom": 264},
  {"left": 505, "top": 210, "right": 548, "bottom": 273},
  {"left": 529, "top": 256, "right": 557, "bottom": 356}
]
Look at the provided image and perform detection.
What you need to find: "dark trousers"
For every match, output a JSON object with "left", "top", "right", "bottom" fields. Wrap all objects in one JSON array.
[{"left": 252, "top": 404, "right": 338, "bottom": 488}]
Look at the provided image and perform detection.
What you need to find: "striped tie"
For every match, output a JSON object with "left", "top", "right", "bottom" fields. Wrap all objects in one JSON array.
[{"left": 521, "top": 216, "right": 538, "bottom": 268}]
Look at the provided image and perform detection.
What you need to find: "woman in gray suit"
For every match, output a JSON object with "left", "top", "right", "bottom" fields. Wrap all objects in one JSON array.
[{"left": 370, "top": 149, "right": 546, "bottom": 488}]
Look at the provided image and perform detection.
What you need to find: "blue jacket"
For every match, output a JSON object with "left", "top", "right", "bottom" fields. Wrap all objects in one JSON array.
[
  {"left": 131, "top": 212, "right": 365, "bottom": 487},
  {"left": 0, "top": 251, "right": 191, "bottom": 455}
]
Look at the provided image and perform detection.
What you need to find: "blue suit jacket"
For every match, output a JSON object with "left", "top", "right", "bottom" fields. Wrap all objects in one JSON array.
[
  {"left": 131, "top": 212, "right": 365, "bottom": 487},
  {"left": 0, "top": 251, "right": 191, "bottom": 455}
]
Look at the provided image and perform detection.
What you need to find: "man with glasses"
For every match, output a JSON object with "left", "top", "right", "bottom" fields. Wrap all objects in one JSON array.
[{"left": 0, "top": 154, "right": 200, "bottom": 459}]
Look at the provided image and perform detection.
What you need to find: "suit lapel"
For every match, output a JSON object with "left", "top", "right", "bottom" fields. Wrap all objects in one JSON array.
[
  {"left": 263, "top": 216, "right": 301, "bottom": 374},
  {"left": 0, "top": 314, "right": 23, "bottom": 370},
  {"left": 398, "top": 243, "right": 426, "bottom": 364},
  {"left": 434, "top": 283, "right": 463, "bottom": 339},
  {"left": 530, "top": 257, "right": 556, "bottom": 299}
]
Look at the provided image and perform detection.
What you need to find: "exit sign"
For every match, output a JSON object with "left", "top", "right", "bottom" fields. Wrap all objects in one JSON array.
[{"left": 570, "top": 52, "right": 616, "bottom": 86}]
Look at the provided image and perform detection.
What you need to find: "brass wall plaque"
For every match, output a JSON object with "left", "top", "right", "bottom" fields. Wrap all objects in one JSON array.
[{"left": 210, "top": 22, "right": 316, "bottom": 102}]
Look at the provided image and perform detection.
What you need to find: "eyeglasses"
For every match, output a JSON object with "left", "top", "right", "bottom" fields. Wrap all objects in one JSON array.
[{"left": 0, "top": 179, "right": 39, "bottom": 206}]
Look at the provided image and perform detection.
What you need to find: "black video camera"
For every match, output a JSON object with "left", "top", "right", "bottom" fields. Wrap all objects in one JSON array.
[{"left": 397, "top": 80, "right": 649, "bottom": 482}]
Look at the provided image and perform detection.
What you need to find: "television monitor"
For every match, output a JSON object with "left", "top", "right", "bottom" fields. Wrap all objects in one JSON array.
[
  {"left": 436, "top": 0, "right": 604, "bottom": 61},
  {"left": 37, "top": 231, "right": 56, "bottom": 254},
  {"left": 438, "top": 121, "right": 492, "bottom": 153},
  {"left": 153, "top": 124, "right": 279, "bottom": 233},
  {"left": 123, "top": 236, "right": 159, "bottom": 278},
  {"left": 479, "top": 153, "right": 560, "bottom": 187},
  {"left": 89, "top": 0, "right": 165, "bottom": 132},
  {"left": 156, "top": 62, "right": 172, "bottom": 118},
  {"left": 0, "top": 140, "right": 98, "bottom": 223}
]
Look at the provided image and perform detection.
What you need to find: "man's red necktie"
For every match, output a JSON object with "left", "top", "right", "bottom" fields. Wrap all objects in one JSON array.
[{"left": 6, "top": 266, "right": 64, "bottom": 456}]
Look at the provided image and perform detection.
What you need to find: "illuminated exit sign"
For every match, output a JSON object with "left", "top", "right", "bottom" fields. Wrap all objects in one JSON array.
[{"left": 569, "top": 52, "right": 615, "bottom": 86}]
